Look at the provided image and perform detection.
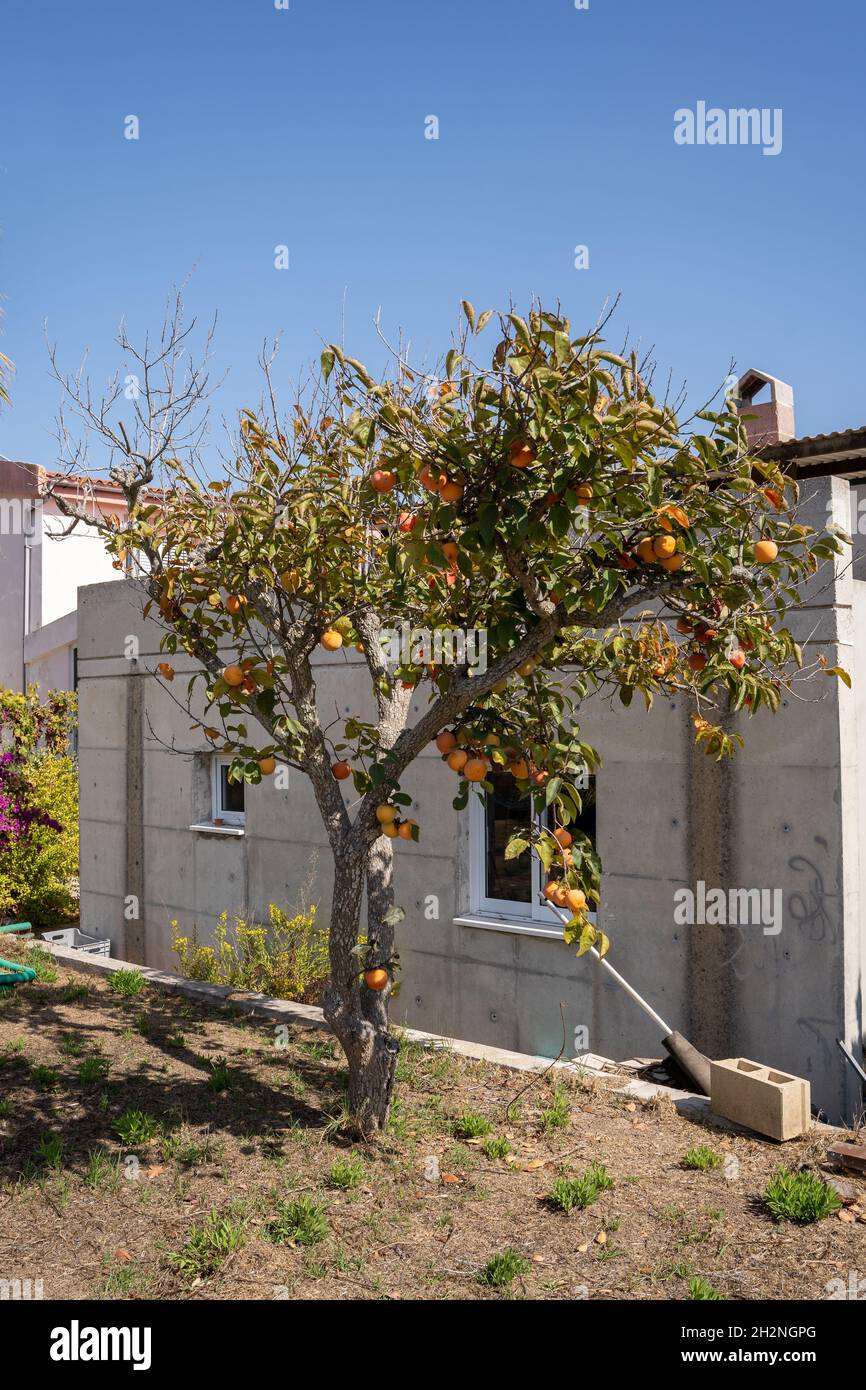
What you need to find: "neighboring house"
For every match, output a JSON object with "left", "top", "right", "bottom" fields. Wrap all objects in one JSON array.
[
  {"left": 0, "top": 458, "right": 127, "bottom": 693},
  {"left": 69, "top": 375, "right": 866, "bottom": 1122}
]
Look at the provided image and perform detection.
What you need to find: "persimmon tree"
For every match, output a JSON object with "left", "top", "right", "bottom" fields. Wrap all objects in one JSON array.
[{"left": 49, "top": 298, "right": 846, "bottom": 1133}]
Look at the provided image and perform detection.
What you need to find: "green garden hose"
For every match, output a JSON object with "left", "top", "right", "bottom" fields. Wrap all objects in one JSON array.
[{"left": 0, "top": 956, "right": 36, "bottom": 988}]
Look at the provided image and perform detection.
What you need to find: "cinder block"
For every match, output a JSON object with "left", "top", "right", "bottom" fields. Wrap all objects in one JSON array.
[{"left": 710, "top": 1057, "right": 811, "bottom": 1141}]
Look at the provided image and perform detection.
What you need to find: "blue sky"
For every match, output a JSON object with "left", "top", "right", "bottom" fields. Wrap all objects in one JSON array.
[{"left": 1, "top": 0, "right": 863, "bottom": 466}]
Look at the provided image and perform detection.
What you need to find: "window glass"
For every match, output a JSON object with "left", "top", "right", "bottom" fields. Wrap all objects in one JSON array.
[
  {"left": 220, "top": 764, "right": 246, "bottom": 816},
  {"left": 573, "top": 773, "right": 597, "bottom": 849},
  {"left": 484, "top": 769, "right": 532, "bottom": 904}
]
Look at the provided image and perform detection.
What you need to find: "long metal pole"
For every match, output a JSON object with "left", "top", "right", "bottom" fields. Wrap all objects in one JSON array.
[{"left": 547, "top": 903, "right": 673, "bottom": 1036}]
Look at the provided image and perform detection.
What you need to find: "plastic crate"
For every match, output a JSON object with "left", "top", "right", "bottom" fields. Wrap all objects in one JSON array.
[{"left": 41, "top": 927, "right": 111, "bottom": 956}]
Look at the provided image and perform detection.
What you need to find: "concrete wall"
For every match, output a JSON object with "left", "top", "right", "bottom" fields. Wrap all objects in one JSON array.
[
  {"left": 0, "top": 458, "right": 124, "bottom": 694},
  {"left": 40, "top": 513, "right": 122, "bottom": 628},
  {"left": 23, "top": 609, "right": 77, "bottom": 690},
  {"left": 75, "top": 475, "right": 865, "bottom": 1121},
  {"left": 0, "top": 527, "right": 27, "bottom": 690}
]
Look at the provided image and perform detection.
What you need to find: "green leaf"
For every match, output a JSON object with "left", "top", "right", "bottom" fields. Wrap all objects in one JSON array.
[
  {"left": 507, "top": 313, "right": 531, "bottom": 344},
  {"left": 545, "top": 775, "right": 562, "bottom": 806},
  {"left": 504, "top": 837, "right": 530, "bottom": 860},
  {"left": 478, "top": 502, "right": 498, "bottom": 546},
  {"left": 576, "top": 923, "right": 596, "bottom": 957},
  {"left": 461, "top": 300, "right": 476, "bottom": 331},
  {"left": 536, "top": 837, "right": 555, "bottom": 873},
  {"left": 320, "top": 348, "right": 335, "bottom": 382},
  {"left": 825, "top": 665, "right": 852, "bottom": 688}
]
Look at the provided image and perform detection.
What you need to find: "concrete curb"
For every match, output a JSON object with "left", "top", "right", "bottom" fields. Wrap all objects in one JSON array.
[
  {"left": 38, "top": 941, "right": 613, "bottom": 1080},
  {"left": 36, "top": 942, "right": 840, "bottom": 1132}
]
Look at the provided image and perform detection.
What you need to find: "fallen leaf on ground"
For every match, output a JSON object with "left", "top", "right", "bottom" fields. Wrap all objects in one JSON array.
[{"left": 595, "top": 1231, "right": 607, "bottom": 1245}]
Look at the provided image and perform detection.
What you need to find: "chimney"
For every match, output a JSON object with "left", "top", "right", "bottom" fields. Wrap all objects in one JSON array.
[{"left": 735, "top": 369, "right": 795, "bottom": 448}]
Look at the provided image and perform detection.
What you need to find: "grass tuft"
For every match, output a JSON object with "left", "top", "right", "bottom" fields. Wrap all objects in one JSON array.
[
  {"left": 114, "top": 1109, "right": 159, "bottom": 1146},
  {"left": 763, "top": 1168, "right": 842, "bottom": 1224},
  {"left": 539, "top": 1084, "right": 571, "bottom": 1133},
  {"left": 547, "top": 1162, "right": 614, "bottom": 1213},
  {"left": 169, "top": 1210, "right": 246, "bottom": 1279},
  {"left": 477, "top": 1249, "right": 529, "bottom": 1288},
  {"left": 682, "top": 1145, "right": 722, "bottom": 1172},
  {"left": 482, "top": 1136, "right": 511, "bottom": 1160},
  {"left": 452, "top": 1110, "right": 491, "bottom": 1139},
  {"left": 688, "top": 1275, "right": 726, "bottom": 1300},
  {"left": 108, "top": 969, "right": 146, "bottom": 998},
  {"left": 266, "top": 1195, "right": 329, "bottom": 1246},
  {"left": 78, "top": 1056, "right": 111, "bottom": 1084},
  {"left": 327, "top": 1153, "right": 365, "bottom": 1190},
  {"left": 207, "top": 1055, "right": 232, "bottom": 1092}
]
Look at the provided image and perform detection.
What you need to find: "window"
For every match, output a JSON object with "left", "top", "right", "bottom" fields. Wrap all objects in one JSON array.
[
  {"left": 211, "top": 756, "right": 246, "bottom": 827},
  {"left": 469, "top": 768, "right": 596, "bottom": 926}
]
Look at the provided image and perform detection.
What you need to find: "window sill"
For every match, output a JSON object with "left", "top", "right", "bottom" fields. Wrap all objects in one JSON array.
[
  {"left": 454, "top": 913, "right": 566, "bottom": 941},
  {"left": 189, "top": 822, "right": 246, "bottom": 837}
]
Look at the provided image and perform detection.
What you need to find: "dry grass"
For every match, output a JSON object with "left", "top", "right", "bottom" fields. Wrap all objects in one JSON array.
[{"left": 1, "top": 939, "right": 864, "bottom": 1301}]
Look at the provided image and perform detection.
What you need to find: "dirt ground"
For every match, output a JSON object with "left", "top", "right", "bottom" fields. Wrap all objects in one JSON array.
[{"left": 1, "top": 939, "right": 864, "bottom": 1301}]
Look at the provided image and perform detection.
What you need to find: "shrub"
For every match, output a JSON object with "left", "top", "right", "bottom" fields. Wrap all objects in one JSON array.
[
  {"left": 172, "top": 902, "right": 330, "bottom": 1004},
  {"left": 0, "top": 686, "right": 78, "bottom": 926},
  {"left": 763, "top": 1168, "right": 842, "bottom": 1224}
]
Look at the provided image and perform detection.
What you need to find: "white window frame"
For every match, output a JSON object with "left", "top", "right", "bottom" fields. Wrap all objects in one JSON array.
[
  {"left": 468, "top": 777, "right": 598, "bottom": 930},
  {"left": 468, "top": 789, "right": 551, "bottom": 924},
  {"left": 211, "top": 755, "right": 246, "bottom": 827}
]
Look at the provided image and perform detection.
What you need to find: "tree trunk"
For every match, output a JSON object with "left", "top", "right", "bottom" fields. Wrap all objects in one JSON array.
[{"left": 322, "top": 838, "right": 399, "bottom": 1136}]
